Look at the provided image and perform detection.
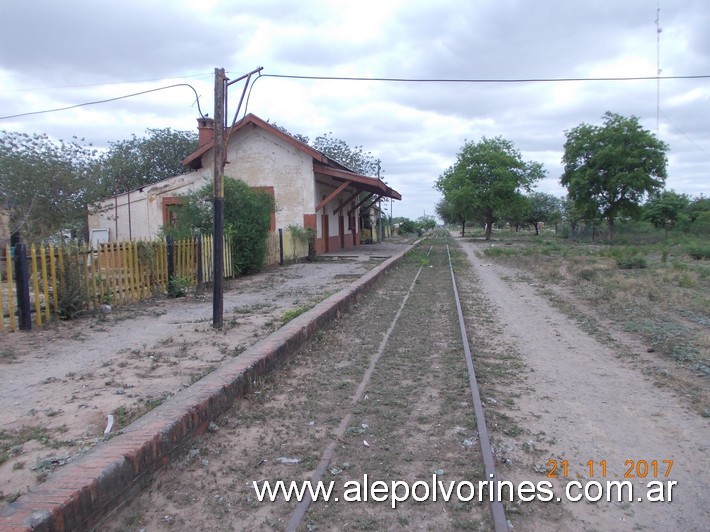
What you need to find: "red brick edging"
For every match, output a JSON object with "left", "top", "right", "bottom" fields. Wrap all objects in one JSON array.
[{"left": 0, "top": 247, "right": 411, "bottom": 531}]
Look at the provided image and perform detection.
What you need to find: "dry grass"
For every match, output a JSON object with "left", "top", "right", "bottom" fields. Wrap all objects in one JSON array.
[{"left": 481, "top": 230, "right": 710, "bottom": 415}]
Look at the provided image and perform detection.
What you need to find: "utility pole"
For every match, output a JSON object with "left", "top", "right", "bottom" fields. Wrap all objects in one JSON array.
[
  {"left": 211, "top": 65, "right": 263, "bottom": 329},
  {"left": 377, "top": 160, "right": 383, "bottom": 243},
  {"left": 213, "top": 67, "right": 226, "bottom": 329}
]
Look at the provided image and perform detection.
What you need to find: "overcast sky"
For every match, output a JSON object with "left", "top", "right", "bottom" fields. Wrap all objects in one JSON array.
[{"left": 1, "top": 0, "right": 708, "bottom": 221}]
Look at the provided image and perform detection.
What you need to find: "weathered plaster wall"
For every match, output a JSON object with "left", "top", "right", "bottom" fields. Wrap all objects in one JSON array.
[
  {"left": 89, "top": 124, "right": 362, "bottom": 256},
  {"left": 88, "top": 172, "right": 210, "bottom": 241},
  {"left": 224, "top": 126, "right": 315, "bottom": 231}
]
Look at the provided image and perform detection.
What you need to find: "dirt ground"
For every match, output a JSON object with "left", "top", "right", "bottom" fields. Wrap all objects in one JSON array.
[
  {"left": 0, "top": 244, "right": 407, "bottom": 505},
  {"left": 457, "top": 238, "right": 708, "bottom": 531},
  {"left": 100, "top": 236, "right": 707, "bottom": 531},
  {"left": 100, "top": 241, "right": 491, "bottom": 531},
  {"left": 2, "top": 235, "right": 708, "bottom": 531}
]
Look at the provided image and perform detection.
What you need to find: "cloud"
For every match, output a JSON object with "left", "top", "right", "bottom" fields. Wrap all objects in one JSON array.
[{"left": 0, "top": 0, "right": 707, "bottom": 222}]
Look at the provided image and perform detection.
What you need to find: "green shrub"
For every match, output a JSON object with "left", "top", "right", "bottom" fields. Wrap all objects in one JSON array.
[
  {"left": 168, "top": 275, "right": 191, "bottom": 298},
  {"left": 616, "top": 256, "right": 647, "bottom": 269},
  {"left": 287, "top": 224, "right": 315, "bottom": 260},
  {"left": 484, "top": 247, "right": 518, "bottom": 258},
  {"left": 678, "top": 273, "right": 696, "bottom": 288},
  {"left": 164, "top": 178, "right": 275, "bottom": 275},
  {"left": 576, "top": 268, "right": 597, "bottom": 281},
  {"left": 282, "top": 306, "right": 309, "bottom": 324},
  {"left": 56, "top": 246, "right": 87, "bottom": 319},
  {"left": 687, "top": 244, "right": 710, "bottom": 260}
]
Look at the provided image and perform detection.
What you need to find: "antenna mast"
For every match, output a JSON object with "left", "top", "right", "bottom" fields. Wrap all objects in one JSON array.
[{"left": 655, "top": 2, "right": 662, "bottom": 133}]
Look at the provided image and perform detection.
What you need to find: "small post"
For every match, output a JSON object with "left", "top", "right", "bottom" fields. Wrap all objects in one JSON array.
[
  {"left": 278, "top": 228, "right": 284, "bottom": 266},
  {"left": 196, "top": 234, "right": 203, "bottom": 292},
  {"left": 14, "top": 243, "right": 31, "bottom": 330},
  {"left": 166, "top": 235, "right": 175, "bottom": 288}
]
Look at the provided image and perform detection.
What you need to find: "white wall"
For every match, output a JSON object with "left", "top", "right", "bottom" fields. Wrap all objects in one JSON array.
[
  {"left": 224, "top": 127, "right": 315, "bottom": 230},
  {"left": 88, "top": 172, "right": 211, "bottom": 241}
]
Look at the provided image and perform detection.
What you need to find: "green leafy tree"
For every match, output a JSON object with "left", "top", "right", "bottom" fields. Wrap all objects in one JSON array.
[
  {"left": 680, "top": 195, "right": 710, "bottom": 234},
  {"left": 98, "top": 128, "right": 197, "bottom": 195},
  {"left": 312, "top": 132, "right": 380, "bottom": 176},
  {"left": 417, "top": 215, "right": 436, "bottom": 232},
  {"left": 643, "top": 190, "right": 690, "bottom": 238},
  {"left": 398, "top": 218, "right": 419, "bottom": 235},
  {"left": 561, "top": 112, "right": 668, "bottom": 240},
  {"left": 526, "top": 191, "right": 562, "bottom": 235},
  {"left": 504, "top": 193, "right": 531, "bottom": 232},
  {"left": 436, "top": 136, "right": 545, "bottom": 240},
  {"left": 434, "top": 167, "right": 483, "bottom": 236},
  {"left": 435, "top": 197, "right": 464, "bottom": 232},
  {"left": 269, "top": 124, "right": 381, "bottom": 177},
  {"left": 269, "top": 122, "right": 310, "bottom": 145},
  {"left": 0, "top": 131, "right": 101, "bottom": 241},
  {"left": 560, "top": 196, "right": 590, "bottom": 237},
  {"left": 166, "top": 178, "right": 275, "bottom": 274}
]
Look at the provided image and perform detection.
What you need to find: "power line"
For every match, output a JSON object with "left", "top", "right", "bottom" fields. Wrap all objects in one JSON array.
[
  {"left": 0, "top": 72, "right": 213, "bottom": 94},
  {"left": 263, "top": 73, "right": 710, "bottom": 83},
  {"left": 3, "top": 70, "right": 709, "bottom": 122},
  {"left": 0, "top": 83, "right": 206, "bottom": 120}
]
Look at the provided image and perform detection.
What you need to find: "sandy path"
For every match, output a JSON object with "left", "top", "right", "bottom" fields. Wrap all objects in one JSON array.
[{"left": 459, "top": 239, "right": 709, "bottom": 531}]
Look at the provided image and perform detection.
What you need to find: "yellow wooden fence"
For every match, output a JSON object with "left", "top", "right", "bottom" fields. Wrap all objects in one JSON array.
[{"left": 0, "top": 235, "right": 233, "bottom": 332}]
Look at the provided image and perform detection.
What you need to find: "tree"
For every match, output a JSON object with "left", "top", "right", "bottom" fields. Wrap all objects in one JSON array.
[
  {"left": 269, "top": 124, "right": 380, "bottom": 177},
  {"left": 561, "top": 112, "right": 668, "bottom": 240},
  {"left": 436, "top": 136, "right": 545, "bottom": 240},
  {"left": 312, "top": 132, "right": 380, "bottom": 176},
  {"left": 166, "top": 177, "right": 275, "bottom": 274},
  {"left": 435, "top": 197, "right": 459, "bottom": 229},
  {"left": 643, "top": 190, "right": 690, "bottom": 238},
  {"left": 0, "top": 131, "right": 101, "bottom": 242},
  {"left": 398, "top": 218, "right": 419, "bottom": 235},
  {"left": 683, "top": 195, "right": 710, "bottom": 234},
  {"left": 505, "top": 193, "right": 531, "bottom": 232},
  {"left": 560, "top": 196, "right": 585, "bottom": 237},
  {"left": 417, "top": 215, "right": 436, "bottom": 232},
  {"left": 98, "top": 128, "right": 198, "bottom": 195},
  {"left": 434, "top": 167, "right": 483, "bottom": 236},
  {"left": 526, "top": 192, "right": 562, "bottom": 235}
]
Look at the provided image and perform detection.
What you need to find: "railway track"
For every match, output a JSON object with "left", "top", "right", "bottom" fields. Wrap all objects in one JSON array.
[{"left": 107, "top": 239, "right": 510, "bottom": 531}]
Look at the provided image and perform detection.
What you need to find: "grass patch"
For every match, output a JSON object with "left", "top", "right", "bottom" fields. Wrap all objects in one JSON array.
[
  {"left": 0, "top": 426, "right": 64, "bottom": 465},
  {"left": 112, "top": 393, "right": 172, "bottom": 429},
  {"left": 281, "top": 306, "right": 311, "bottom": 324},
  {"left": 616, "top": 256, "right": 647, "bottom": 269},
  {"left": 482, "top": 230, "right": 709, "bottom": 413},
  {"left": 0, "top": 348, "right": 18, "bottom": 363},
  {"left": 687, "top": 244, "right": 710, "bottom": 260},
  {"left": 484, "top": 247, "right": 519, "bottom": 258}
]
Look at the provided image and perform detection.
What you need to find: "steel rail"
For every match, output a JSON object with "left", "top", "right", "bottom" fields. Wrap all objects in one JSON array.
[
  {"left": 447, "top": 243, "right": 509, "bottom": 532},
  {"left": 286, "top": 242, "right": 508, "bottom": 531},
  {"left": 285, "top": 246, "right": 434, "bottom": 532}
]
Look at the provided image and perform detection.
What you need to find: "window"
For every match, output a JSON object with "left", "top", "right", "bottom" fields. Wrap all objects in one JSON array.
[{"left": 162, "top": 197, "right": 184, "bottom": 228}]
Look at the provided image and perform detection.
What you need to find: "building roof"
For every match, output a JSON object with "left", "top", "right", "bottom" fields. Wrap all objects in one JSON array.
[{"left": 181, "top": 113, "right": 401, "bottom": 201}]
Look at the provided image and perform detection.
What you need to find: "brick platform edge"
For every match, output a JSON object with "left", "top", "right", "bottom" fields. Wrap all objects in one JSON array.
[{"left": 0, "top": 245, "right": 413, "bottom": 532}]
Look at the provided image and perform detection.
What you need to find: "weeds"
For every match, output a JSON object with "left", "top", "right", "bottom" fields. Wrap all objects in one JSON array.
[
  {"left": 0, "top": 425, "right": 64, "bottom": 466},
  {"left": 168, "top": 275, "right": 191, "bottom": 298},
  {"left": 687, "top": 244, "right": 710, "bottom": 260},
  {"left": 111, "top": 393, "right": 172, "bottom": 430},
  {"left": 616, "top": 256, "right": 647, "bottom": 269},
  {"left": 483, "top": 230, "right": 709, "bottom": 413},
  {"left": 0, "top": 347, "right": 18, "bottom": 363},
  {"left": 281, "top": 306, "right": 311, "bottom": 324}
]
